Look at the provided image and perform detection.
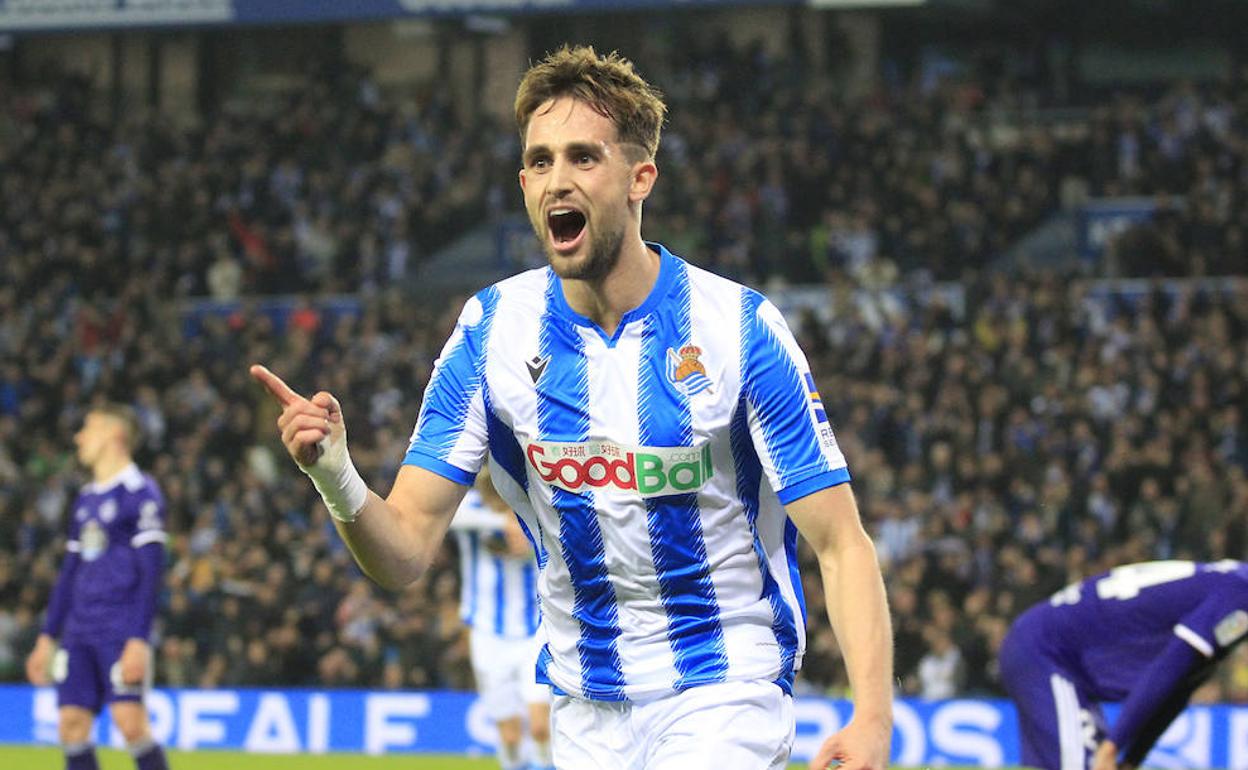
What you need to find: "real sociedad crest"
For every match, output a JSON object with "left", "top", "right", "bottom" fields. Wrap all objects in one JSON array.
[{"left": 666, "top": 344, "right": 713, "bottom": 396}]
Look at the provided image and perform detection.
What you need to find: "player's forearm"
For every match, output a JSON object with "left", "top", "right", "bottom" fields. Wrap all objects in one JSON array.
[
  {"left": 331, "top": 490, "right": 444, "bottom": 590},
  {"left": 1110, "top": 636, "right": 1203, "bottom": 761},
  {"left": 820, "top": 532, "right": 894, "bottom": 726}
]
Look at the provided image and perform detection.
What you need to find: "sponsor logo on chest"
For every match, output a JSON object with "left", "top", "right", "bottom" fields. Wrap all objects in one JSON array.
[
  {"left": 526, "top": 439, "right": 713, "bottom": 498},
  {"left": 80, "top": 520, "right": 109, "bottom": 562}
]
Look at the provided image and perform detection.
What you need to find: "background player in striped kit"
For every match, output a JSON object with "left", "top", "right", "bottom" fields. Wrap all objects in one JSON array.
[
  {"left": 1000, "top": 560, "right": 1248, "bottom": 770},
  {"left": 252, "top": 44, "right": 892, "bottom": 769},
  {"left": 25, "top": 404, "right": 170, "bottom": 770},
  {"left": 452, "top": 468, "right": 552, "bottom": 770}
]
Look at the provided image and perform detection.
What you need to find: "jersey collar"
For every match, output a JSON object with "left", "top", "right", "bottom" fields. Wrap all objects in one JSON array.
[
  {"left": 548, "top": 241, "right": 678, "bottom": 346},
  {"left": 84, "top": 462, "right": 144, "bottom": 494}
]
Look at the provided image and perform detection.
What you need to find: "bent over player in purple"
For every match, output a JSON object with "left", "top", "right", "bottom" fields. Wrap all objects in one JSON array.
[
  {"left": 1000, "top": 560, "right": 1248, "bottom": 770},
  {"left": 25, "top": 404, "right": 170, "bottom": 770}
]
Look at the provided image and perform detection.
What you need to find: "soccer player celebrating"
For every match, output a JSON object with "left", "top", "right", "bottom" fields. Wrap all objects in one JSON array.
[
  {"left": 253, "top": 45, "right": 892, "bottom": 769},
  {"left": 1000, "top": 560, "right": 1248, "bottom": 770},
  {"left": 25, "top": 404, "right": 170, "bottom": 770},
  {"left": 451, "top": 468, "right": 552, "bottom": 770}
]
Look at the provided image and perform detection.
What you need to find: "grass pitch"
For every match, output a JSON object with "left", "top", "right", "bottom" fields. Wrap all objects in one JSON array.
[{"left": 0, "top": 746, "right": 1010, "bottom": 769}]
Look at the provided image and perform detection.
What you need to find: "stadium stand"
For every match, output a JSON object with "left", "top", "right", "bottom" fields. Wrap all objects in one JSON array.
[{"left": 1, "top": 32, "right": 1246, "bottom": 703}]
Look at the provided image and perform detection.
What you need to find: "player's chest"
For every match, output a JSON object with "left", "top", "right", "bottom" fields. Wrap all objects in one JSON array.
[
  {"left": 74, "top": 495, "right": 126, "bottom": 561},
  {"left": 487, "top": 322, "right": 740, "bottom": 445}
]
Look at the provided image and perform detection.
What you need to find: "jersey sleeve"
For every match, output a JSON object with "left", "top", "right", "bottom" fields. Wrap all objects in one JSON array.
[
  {"left": 1173, "top": 584, "right": 1248, "bottom": 658},
  {"left": 42, "top": 503, "right": 86, "bottom": 638},
  {"left": 740, "top": 294, "right": 850, "bottom": 504},
  {"left": 65, "top": 498, "right": 84, "bottom": 556},
  {"left": 1109, "top": 581, "right": 1248, "bottom": 761},
  {"left": 128, "top": 481, "right": 169, "bottom": 550},
  {"left": 1109, "top": 635, "right": 1209, "bottom": 763},
  {"left": 124, "top": 479, "right": 167, "bottom": 640},
  {"left": 403, "top": 288, "right": 499, "bottom": 486}
]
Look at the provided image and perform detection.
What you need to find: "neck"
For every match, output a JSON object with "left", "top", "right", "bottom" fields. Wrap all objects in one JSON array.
[
  {"left": 562, "top": 234, "right": 659, "bottom": 337},
  {"left": 93, "top": 452, "right": 132, "bottom": 484}
]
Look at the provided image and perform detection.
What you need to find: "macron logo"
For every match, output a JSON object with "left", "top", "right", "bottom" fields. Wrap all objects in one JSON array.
[{"left": 526, "top": 355, "right": 550, "bottom": 384}]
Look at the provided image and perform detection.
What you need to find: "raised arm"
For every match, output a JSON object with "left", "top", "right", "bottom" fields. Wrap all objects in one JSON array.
[
  {"left": 787, "top": 483, "right": 893, "bottom": 770},
  {"left": 250, "top": 364, "right": 468, "bottom": 589}
]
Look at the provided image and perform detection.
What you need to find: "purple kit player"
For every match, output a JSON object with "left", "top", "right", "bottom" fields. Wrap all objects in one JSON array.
[
  {"left": 1000, "top": 560, "right": 1248, "bottom": 770},
  {"left": 25, "top": 404, "right": 170, "bottom": 770}
]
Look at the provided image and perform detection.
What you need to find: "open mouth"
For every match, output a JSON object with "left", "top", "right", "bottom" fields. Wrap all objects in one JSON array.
[{"left": 547, "top": 208, "right": 587, "bottom": 251}]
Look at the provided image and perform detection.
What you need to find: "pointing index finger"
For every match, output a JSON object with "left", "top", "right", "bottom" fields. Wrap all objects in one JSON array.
[{"left": 249, "top": 364, "right": 303, "bottom": 406}]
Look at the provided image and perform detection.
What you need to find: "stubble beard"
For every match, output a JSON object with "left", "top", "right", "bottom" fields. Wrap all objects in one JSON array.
[{"left": 539, "top": 217, "right": 625, "bottom": 284}]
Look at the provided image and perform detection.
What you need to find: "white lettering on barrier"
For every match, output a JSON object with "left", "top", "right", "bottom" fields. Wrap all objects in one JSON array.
[
  {"left": 177, "top": 691, "right": 239, "bottom": 750},
  {"left": 930, "top": 701, "right": 1003, "bottom": 766},
  {"left": 1151, "top": 708, "right": 1211, "bottom": 769},
  {"left": 244, "top": 693, "right": 301, "bottom": 753},
  {"left": 466, "top": 695, "right": 499, "bottom": 747},
  {"left": 145, "top": 690, "right": 176, "bottom": 746},
  {"left": 1230, "top": 709, "right": 1248, "bottom": 770},
  {"left": 19, "top": 686, "right": 1248, "bottom": 765},
  {"left": 307, "top": 694, "right": 331, "bottom": 753},
  {"left": 365, "top": 693, "right": 431, "bottom": 754},
  {"left": 891, "top": 701, "right": 927, "bottom": 767},
  {"left": 32, "top": 687, "right": 59, "bottom": 744},
  {"left": 791, "top": 698, "right": 842, "bottom": 761}
]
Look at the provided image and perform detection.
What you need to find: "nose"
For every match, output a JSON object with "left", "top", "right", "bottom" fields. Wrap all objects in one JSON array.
[{"left": 546, "top": 158, "right": 574, "bottom": 199}]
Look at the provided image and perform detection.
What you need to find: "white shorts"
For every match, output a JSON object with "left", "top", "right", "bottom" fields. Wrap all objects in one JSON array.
[
  {"left": 470, "top": 628, "right": 551, "bottom": 721},
  {"left": 550, "top": 680, "right": 794, "bottom": 770}
]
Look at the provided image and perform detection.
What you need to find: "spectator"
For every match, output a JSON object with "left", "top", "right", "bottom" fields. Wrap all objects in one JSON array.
[{"left": 1, "top": 42, "right": 1246, "bottom": 702}]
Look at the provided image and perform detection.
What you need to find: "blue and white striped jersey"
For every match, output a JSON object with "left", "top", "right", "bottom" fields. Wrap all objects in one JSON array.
[
  {"left": 405, "top": 243, "right": 850, "bottom": 702},
  {"left": 451, "top": 488, "right": 540, "bottom": 639}
]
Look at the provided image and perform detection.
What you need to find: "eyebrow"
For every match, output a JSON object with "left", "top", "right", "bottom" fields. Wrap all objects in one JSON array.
[{"left": 522, "top": 141, "right": 606, "bottom": 166}]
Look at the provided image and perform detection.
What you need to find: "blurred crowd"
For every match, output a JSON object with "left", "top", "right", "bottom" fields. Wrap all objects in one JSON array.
[
  {"left": 795, "top": 271, "right": 1248, "bottom": 699},
  {"left": 642, "top": 41, "right": 1248, "bottom": 283},
  {"left": 0, "top": 60, "right": 514, "bottom": 301},
  {"left": 2, "top": 38, "right": 1246, "bottom": 307},
  {"left": 1, "top": 36, "right": 1247, "bottom": 700}
]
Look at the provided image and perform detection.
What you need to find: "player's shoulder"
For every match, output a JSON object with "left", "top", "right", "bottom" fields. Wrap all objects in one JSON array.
[
  {"left": 1201, "top": 559, "right": 1248, "bottom": 589},
  {"left": 125, "top": 467, "right": 165, "bottom": 511},
  {"left": 671, "top": 250, "right": 757, "bottom": 299},
  {"left": 660, "top": 245, "right": 772, "bottom": 323}
]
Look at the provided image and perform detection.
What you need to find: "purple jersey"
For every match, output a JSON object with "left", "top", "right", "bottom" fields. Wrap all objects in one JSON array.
[
  {"left": 1018, "top": 560, "right": 1248, "bottom": 700},
  {"left": 50, "top": 464, "right": 168, "bottom": 644},
  {"left": 1002, "top": 560, "right": 1248, "bottom": 769}
]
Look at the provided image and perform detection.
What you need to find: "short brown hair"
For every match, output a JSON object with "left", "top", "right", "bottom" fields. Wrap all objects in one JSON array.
[
  {"left": 94, "top": 402, "right": 141, "bottom": 453},
  {"left": 515, "top": 45, "right": 666, "bottom": 160}
]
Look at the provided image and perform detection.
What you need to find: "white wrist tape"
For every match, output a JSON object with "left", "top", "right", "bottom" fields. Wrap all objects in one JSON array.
[{"left": 302, "top": 432, "right": 368, "bottom": 523}]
